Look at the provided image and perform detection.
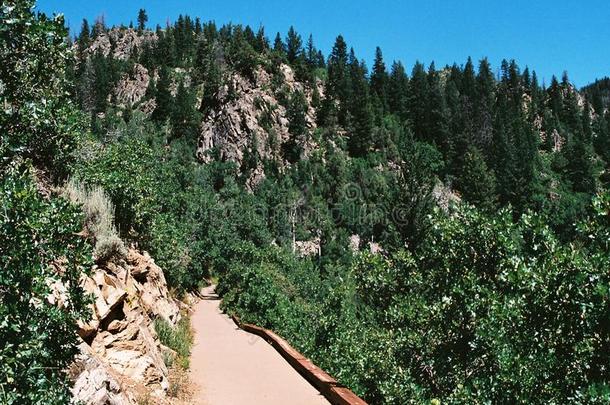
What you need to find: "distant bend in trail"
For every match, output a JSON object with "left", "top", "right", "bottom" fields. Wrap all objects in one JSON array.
[{"left": 189, "top": 285, "right": 330, "bottom": 405}]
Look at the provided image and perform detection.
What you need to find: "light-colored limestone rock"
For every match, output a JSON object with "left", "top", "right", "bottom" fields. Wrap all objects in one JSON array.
[
  {"left": 72, "top": 249, "right": 181, "bottom": 404},
  {"left": 85, "top": 28, "right": 157, "bottom": 61},
  {"left": 71, "top": 343, "right": 132, "bottom": 405},
  {"left": 294, "top": 237, "right": 321, "bottom": 257},
  {"left": 349, "top": 234, "right": 361, "bottom": 253}
]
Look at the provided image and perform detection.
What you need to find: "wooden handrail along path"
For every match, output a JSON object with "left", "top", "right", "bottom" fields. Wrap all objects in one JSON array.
[{"left": 231, "top": 315, "right": 368, "bottom": 405}]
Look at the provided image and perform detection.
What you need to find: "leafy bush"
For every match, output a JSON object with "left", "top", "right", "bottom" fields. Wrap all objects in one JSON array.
[
  {"left": 73, "top": 136, "right": 158, "bottom": 237},
  {"left": 0, "top": 1, "right": 85, "bottom": 179},
  {"left": 0, "top": 165, "right": 93, "bottom": 403},
  {"left": 219, "top": 195, "right": 610, "bottom": 404}
]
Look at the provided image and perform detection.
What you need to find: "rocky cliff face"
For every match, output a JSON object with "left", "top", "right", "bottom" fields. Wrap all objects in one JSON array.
[
  {"left": 70, "top": 249, "right": 182, "bottom": 405},
  {"left": 83, "top": 29, "right": 320, "bottom": 189},
  {"left": 85, "top": 28, "right": 157, "bottom": 61},
  {"left": 197, "top": 64, "right": 319, "bottom": 188},
  {"left": 114, "top": 64, "right": 151, "bottom": 108}
]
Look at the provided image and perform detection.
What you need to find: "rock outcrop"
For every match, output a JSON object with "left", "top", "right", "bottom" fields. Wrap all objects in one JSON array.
[
  {"left": 197, "top": 64, "right": 319, "bottom": 187},
  {"left": 71, "top": 249, "right": 181, "bottom": 404},
  {"left": 114, "top": 64, "right": 151, "bottom": 108},
  {"left": 294, "top": 237, "right": 321, "bottom": 257},
  {"left": 86, "top": 28, "right": 157, "bottom": 61}
]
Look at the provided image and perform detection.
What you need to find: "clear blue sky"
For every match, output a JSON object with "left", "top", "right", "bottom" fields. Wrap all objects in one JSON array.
[{"left": 37, "top": 0, "right": 610, "bottom": 87}]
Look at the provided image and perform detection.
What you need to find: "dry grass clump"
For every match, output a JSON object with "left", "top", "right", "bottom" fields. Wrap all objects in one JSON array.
[
  {"left": 167, "top": 366, "right": 193, "bottom": 400},
  {"left": 63, "top": 178, "right": 127, "bottom": 262}
]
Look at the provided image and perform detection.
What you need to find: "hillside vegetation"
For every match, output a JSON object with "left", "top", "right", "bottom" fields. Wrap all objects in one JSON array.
[{"left": 1, "top": 1, "right": 609, "bottom": 403}]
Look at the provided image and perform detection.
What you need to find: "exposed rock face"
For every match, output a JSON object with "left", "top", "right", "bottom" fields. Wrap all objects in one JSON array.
[
  {"left": 432, "top": 182, "right": 461, "bottom": 212},
  {"left": 71, "top": 343, "right": 133, "bottom": 405},
  {"left": 115, "top": 64, "right": 150, "bottom": 107},
  {"left": 349, "top": 235, "right": 361, "bottom": 253},
  {"left": 348, "top": 234, "right": 385, "bottom": 255},
  {"left": 197, "top": 64, "right": 318, "bottom": 187},
  {"left": 71, "top": 249, "right": 180, "bottom": 404},
  {"left": 86, "top": 28, "right": 157, "bottom": 61},
  {"left": 294, "top": 237, "right": 321, "bottom": 257}
]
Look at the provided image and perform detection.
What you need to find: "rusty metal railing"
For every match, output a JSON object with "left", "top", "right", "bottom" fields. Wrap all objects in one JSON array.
[{"left": 230, "top": 315, "right": 368, "bottom": 405}]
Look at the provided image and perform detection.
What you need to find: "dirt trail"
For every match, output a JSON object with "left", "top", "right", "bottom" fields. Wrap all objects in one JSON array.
[{"left": 189, "top": 285, "right": 329, "bottom": 405}]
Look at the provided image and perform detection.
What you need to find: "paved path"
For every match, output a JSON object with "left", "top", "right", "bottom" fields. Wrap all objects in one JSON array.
[{"left": 189, "top": 285, "right": 329, "bottom": 405}]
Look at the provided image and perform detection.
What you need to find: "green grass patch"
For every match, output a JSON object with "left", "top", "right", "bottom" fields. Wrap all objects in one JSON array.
[{"left": 154, "top": 315, "right": 193, "bottom": 369}]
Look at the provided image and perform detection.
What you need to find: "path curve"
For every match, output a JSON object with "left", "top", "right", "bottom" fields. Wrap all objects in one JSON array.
[{"left": 189, "top": 285, "right": 329, "bottom": 405}]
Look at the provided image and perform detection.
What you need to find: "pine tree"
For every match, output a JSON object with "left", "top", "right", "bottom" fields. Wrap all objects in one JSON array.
[
  {"left": 492, "top": 61, "right": 542, "bottom": 212},
  {"left": 327, "top": 35, "right": 349, "bottom": 97},
  {"left": 425, "top": 63, "right": 451, "bottom": 157},
  {"left": 273, "top": 32, "right": 286, "bottom": 57},
  {"left": 347, "top": 58, "right": 374, "bottom": 157},
  {"left": 255, "top": 26, "right": 269, "bottom": 53},
  {"left": 199, "top": 44, "right": 223, "bottom": 115},
  {"left": 527, "top": 70, "right": 542, "bottom": 120},
  {"left": 387, "top": 61, "right": 409, "bottom": 121},
  {"left": 243, "top": 25, "right": 257, "bottom": 49},
  {"left": 522, "top": 66, "right": 531, "bottom": 89},
  {"left": 171, "top": 80, "right": 200, "bottom": 141},
  {"left": 512, "top": 114, "right": 541, "bottom": 211},
  {"left": 593, "top": 108, "right": 610, "bottom": 166},
  {"left": 285, "top": 26, "right": 302, "bottom": 65},
  {"left": 287, "top": 90, "right": 308, "bottom": 137},
  {"left": 195, "top": 17, "right": 202, "bottom": 35},
  {"left": 458, "top": 146, "right": 497, "bottom": 210},
  {"left": 560, "top": 73, "right": 583, "bottom": 135},
  {"left": 305, "top": 34, "right": 317, "bottom": 68},
  {"left": 202, "top": 21, "right": 218, "bottom": 44},
  {"left": 92, "top": 15, "right": 106, "bottom": 39},
  {"left": 371, "top": 47, "right": 388, "bottom": 111},
  {"left": 474, "top": 58, "right": 495, "bottom": 153},
  {"left": 561, "top": 92, "right": 596, "bottom": 194},
  {"left": 88, "top": 49, "right": 119, "bottom": 114},
  {"left": 152, "top": 66, "right": 173, "bottom": 122},
  {"left": 462, "top": 57, "right": 476, "bottom": 100},
  {"left": 316, "top": 50, "right": 325, "bottom": 68},
  {"left": 283, "top": 90, "right": 309, "bottom": 162},
  {"left": 491, "top": 88, "right": 518, "bottom": 206},
  {"left": 137, "top": 9, "right": 148, "bottom": 32},
  {"left": 548, "top": 75, "right": 563, "bottom": 117},
  {"left": 77, "top": 19, "right": 90, "bottom": 53},
  {"left": 564, "top": 134, "right": 596, "bottom": 194},
  {"left": 324, "top": 35, "right": 351, "bottom": 125},
  {"left": 156, "top": 28, "right": 176, "bottom": 67},
  {"left": 407, "top": 61, "right": 429, "bottom": 141},
  {"left": 445, "top": 73, "right": 468, "bottom": 175}
]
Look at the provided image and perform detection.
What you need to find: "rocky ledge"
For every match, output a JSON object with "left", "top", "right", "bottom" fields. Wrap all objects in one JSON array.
[{"left": 70, "top": 249, "right": 182, "bottom": 404}]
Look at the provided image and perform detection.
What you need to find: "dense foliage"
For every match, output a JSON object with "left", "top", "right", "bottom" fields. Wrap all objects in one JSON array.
[
  {"left": 218, "top": 196, "right": 610, "bottom": 403},
  {"left": 65, "top": 10, "right": 609, "bottom": 403},
  {"left": 1, "top": 2, "right": 93, "bottom": 401},
  {"left": 2, "top": 0, "right": 608, "bottom": 402},
  {"left": 0, "top": 166, "right": 92, "bottom": 403},
  {"left": 0, "top": 0, "right": 84, "bottom": 178}
]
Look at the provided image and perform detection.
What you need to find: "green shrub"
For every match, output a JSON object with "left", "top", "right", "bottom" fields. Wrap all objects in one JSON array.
[
  {"left": 73, "top": 136, "right": 158, "bottom": 237},
  {"left": 0, "top": 165, "right": 93, "bottom": 403},
  {"left": 0, "top": 0, "right": 85, "bottom": 179},
  {"left": 219, "top": 194, "right": 610, "bottom": 404},
  {"left": 154, "top": 316, "right": 193, "bottom": 369}
]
